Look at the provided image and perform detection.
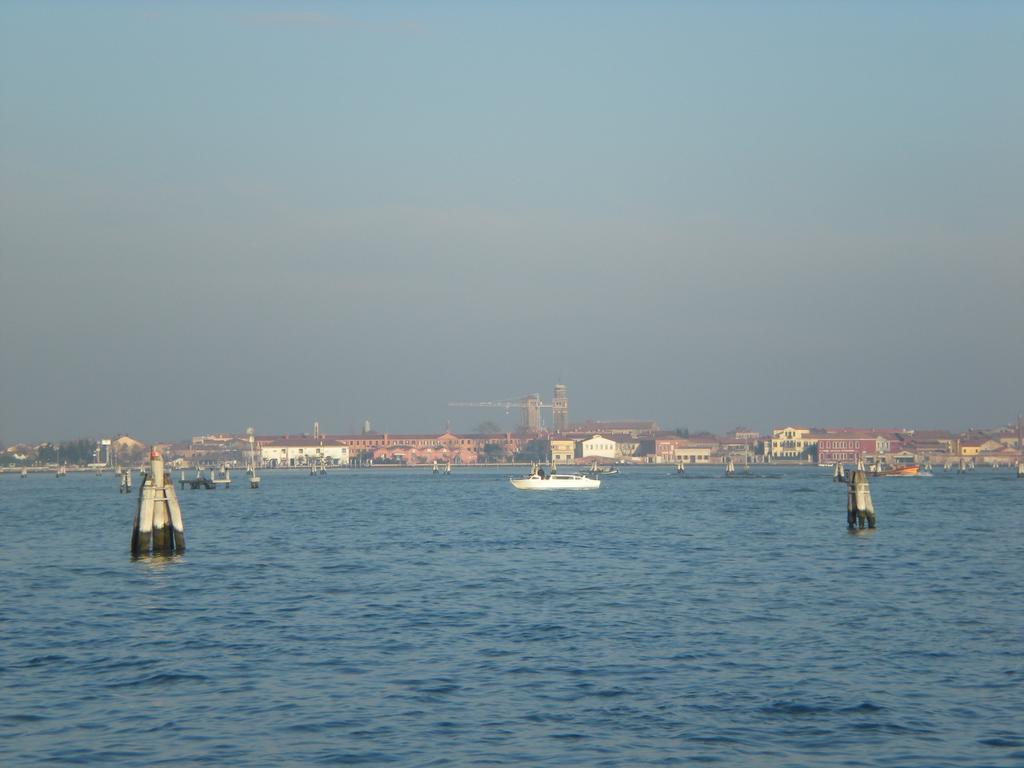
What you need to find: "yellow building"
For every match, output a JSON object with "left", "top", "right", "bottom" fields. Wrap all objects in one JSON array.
[
  {"left": 958, "top": 438, "right": 1003, "bottom": 457},
  {"left": 768, "top": 426, "right": 820, "bottom": 460},
  {"left": 549, "top": 439, "right": 576, "bottom": 464}
]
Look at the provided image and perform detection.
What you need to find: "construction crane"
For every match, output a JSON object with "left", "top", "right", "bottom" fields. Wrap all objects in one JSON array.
[{"left": 449, "top": 394, "right": 552, "bottom": 433}]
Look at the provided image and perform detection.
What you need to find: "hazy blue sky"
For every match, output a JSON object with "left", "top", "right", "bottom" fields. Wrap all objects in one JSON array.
[{"left": 1, "top": 1, "right": 1022, "bottom": 443}]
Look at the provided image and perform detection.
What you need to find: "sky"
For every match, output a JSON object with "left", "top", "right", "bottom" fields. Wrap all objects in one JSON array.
[{"left": 1, "top": 0, "right": 1022, "bottom": 444}]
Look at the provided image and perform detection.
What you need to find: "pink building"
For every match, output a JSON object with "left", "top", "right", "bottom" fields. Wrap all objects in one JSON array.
[{"left": 817, "top": 430, "right": 904, "bottom": 463}]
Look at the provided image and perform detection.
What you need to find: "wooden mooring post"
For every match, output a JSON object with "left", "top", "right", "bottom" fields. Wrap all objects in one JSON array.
[
  {"left": 847, "top": 470, "right": 876, "bottom": 530},
  {"left": 131, "top": 449, "right": 185, "bottom": 556},
  {"left": 119, "top": 468, "right": 132, "bottom": 494}
]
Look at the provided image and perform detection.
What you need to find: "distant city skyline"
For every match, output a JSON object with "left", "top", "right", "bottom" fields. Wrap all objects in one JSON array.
[
  {"left": 2, "top": 2, "right": 1022, "bottom": 444},
  {"left": 3, "top": 402, "right": 1023, "bottom": 448}
]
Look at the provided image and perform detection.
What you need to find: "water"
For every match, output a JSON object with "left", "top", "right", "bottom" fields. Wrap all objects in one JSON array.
[{"left": 1, "top": 467, "right": 1022, "bottom": 766}]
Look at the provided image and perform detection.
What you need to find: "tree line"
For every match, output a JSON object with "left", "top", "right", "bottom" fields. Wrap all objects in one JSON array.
[{"left": 1, "top": 439, "right": 98, "bottom": 466}]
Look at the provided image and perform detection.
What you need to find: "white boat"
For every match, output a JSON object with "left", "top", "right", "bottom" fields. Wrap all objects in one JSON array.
[{"left": 510, "top": 467, "right": 600, "bottom": 490}]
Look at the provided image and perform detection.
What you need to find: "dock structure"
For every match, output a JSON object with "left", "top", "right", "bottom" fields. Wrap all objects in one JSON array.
[
  {"left": 181, "top": 466, "right": 223, "bottom": 489},
  {"left": 131, "top": 449, "right": 185, "bottom": 557},
  {"left": 210, "top": 465, "right": 231, "bottom": 488}
]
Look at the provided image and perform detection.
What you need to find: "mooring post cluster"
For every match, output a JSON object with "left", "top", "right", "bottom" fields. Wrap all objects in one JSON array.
[
  {"left": 846, "top": 469, "right": 876, "bottom": 530},
  {"left": 131, "top": 449, "right": 185, "bottom": 556}
]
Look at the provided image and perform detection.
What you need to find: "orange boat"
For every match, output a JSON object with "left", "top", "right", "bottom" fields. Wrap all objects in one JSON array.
[{"left": 882, "top": 464, "right": 919, "bottom": 476}]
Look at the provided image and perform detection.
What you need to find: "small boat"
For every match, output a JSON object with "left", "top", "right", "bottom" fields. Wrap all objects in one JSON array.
[
  {"left": 510, "top": 465, "right": 600, "bottom": 490},
  {"left": 881, "top": 464, "right": 920, "bottom": 477}
]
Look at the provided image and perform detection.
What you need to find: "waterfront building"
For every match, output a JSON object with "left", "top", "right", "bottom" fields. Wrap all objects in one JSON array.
[
  {"left": 549, "top": 439, "right": 576, "bottom": 464},
  {"left": 957, "top": 436, "right": 1005, "bottom": 458},
  {"left": 570, "top": 421, "right": 659, "bottom": 439},
  {"left": 651, "top": 436, "right": 713, "bottom": 464},
  {"left": 258, "top": 436, "right": 350, "bottom": 467},
  {"left": 256, "top": 431, "right": 523, "bottom": 466},
  {"left": 767, "top": 426, "right": 822, "bottom": 460},
  {"left": 817, "top": 430, "right": 902, "bottom": 464},
  {"left": 580, "top": 435, "right": 617, "bottom": 460},
  {"left": 612, "top": 436, "right": 642, "bottom": 462}
]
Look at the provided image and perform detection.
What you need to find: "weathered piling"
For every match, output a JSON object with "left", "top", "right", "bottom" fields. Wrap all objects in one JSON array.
[
  {"left": 676, "top": 461, "right": 685, "bottom": 476},
  {"left": 725, "top": 458, "right": 735, "bottom": 477},
  {"left": 1017, "top": 459, "right": 1023, "bottom": 478},
  {"left": 119, "top": 468, "right": 132, "bottom": 494},
  {"left": 846, "top": 470, "right": 876, "bottom": 530},
  {"left": 131, "top": 449, "right": 185, "bottom": 557},
  {"left": 833, "top": 462, "right": 845, "bottom": 482}
]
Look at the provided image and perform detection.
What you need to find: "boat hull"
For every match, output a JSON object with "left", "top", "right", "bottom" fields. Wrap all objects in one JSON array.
[
  {"left": 510, "top": 475, "right": 600, "bottom": 490},
  {"left": 882, "top": 465, "right": 920, "bottom": 477}
]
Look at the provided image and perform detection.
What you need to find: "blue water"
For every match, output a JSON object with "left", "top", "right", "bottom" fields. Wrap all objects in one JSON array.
[{"left": 1, "top": 467, "right": 1022, "bottom": 766}]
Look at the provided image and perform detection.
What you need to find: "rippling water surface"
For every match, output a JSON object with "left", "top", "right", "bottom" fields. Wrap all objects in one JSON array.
[{"left": 2, "top": 467, "right": 1022, "bottom": 766}]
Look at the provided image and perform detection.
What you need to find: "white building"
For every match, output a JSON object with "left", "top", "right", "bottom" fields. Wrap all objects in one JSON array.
[
  {"left": 673, "top": 446, "right": 711, "bottom": 464},
  {"left": 581, "top": 434, "right": 617, "bottom": 460},
  {"left": 258, "top": 437, "right": 350, "bottom": 467}
]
